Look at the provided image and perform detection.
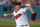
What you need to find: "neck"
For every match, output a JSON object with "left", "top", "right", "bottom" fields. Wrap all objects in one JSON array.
[{"left": 15, "top": 9, "right": 19, "bottom": 11}]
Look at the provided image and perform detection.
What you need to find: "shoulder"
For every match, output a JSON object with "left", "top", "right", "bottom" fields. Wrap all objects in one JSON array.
[
  {"left": 20, "top": 8, "right": 27, "bottom": 10},
  {"left": 20, "top": 8, "right": 26, "bottom": 10},
  {"left": 19, "top": 8, "right": 27, "bottom": 12},
  {"left": 20, "top": 8, "right": 23, "bottom": 10}
]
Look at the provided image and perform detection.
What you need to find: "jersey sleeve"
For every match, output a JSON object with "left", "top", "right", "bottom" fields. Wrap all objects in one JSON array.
[{"left": 21, "top": 8, "right": 27, "bottom": 13}]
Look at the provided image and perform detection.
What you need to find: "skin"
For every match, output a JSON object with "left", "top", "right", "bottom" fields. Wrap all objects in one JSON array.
[{"left": 5, "top": 5, "right": 34, "bottom": 17}]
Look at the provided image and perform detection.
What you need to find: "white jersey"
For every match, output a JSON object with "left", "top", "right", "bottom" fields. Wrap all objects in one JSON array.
[{"left": 13, "top": 8, "right": 29, "bottom": 26}]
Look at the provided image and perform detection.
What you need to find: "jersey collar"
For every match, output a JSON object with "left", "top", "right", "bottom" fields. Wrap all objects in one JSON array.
[{"left": 15, "top": 9, "right": 20, "bottom": 13}]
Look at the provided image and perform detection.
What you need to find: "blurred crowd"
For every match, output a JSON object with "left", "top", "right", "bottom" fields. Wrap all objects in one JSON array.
[{"left": 0, "top": 0, "right": 40, "bottom": 6}]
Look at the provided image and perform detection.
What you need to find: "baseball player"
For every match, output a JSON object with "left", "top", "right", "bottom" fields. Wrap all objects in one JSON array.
[{"left": 4, "top": 1, "right": 35, "bottom": 27}]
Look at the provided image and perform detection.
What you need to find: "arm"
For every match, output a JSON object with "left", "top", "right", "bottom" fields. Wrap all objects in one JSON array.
[
  {"left": 7, "top": 13, "right": 13, "bottom": 16},
  {"left": 4, "top": 13, "right": 14, "bottom": 17},
  {"left": 4, "top": 13, "right": 15, "bottom": 19},
  {"left": 26, "top": 7, "right": 36, "bottom": 21},
  {"left": 26, "top": 7, "right": 34, "bottom": 14}
]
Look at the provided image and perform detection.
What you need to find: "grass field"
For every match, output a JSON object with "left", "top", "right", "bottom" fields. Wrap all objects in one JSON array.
[{"left": 0, "top": 18, "right": 40, "bottom": 27}]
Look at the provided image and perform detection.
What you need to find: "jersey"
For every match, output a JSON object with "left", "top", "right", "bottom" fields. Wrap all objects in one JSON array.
[{"left": 13, "top": 8, "right": 29, "bottom": 26}]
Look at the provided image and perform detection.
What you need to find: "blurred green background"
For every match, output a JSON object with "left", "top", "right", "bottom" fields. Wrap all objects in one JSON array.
[{"left": 0, "top": 19, "right": 40, "bottom": 27}]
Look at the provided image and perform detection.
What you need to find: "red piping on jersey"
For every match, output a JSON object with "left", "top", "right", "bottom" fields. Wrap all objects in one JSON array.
[
  {"left": 15, "top": 11, "right": 18, "bottom": 13},
  {"left": 14, "top": 13, "right": 22, "bottom": 19}
]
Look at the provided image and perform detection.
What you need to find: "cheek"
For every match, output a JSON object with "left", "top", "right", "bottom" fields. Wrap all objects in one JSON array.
[
  {"left": 15, "top": 6, "right": 19, "bottom": 9},
  {"left": 16, "top": 6, "right": 19, "bottom": 8},
  {"left": 16, "top": 7, "right": 18, "bottom": 8},
  {"left": 15, "top": 6, "right": 17, "bottom": 8}
]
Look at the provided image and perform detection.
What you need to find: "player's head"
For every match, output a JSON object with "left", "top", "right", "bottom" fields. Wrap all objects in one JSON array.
[{"left": 14, "top": 1, "right": 21, "bottom": 10}]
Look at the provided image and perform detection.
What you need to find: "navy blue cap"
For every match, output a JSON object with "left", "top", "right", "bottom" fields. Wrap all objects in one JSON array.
[
  {"left": 11, "top": 1, "right": 21, "bottom": 7},
  {"left": 15, "top": 1, "right": 21, "bottom": 5}
]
